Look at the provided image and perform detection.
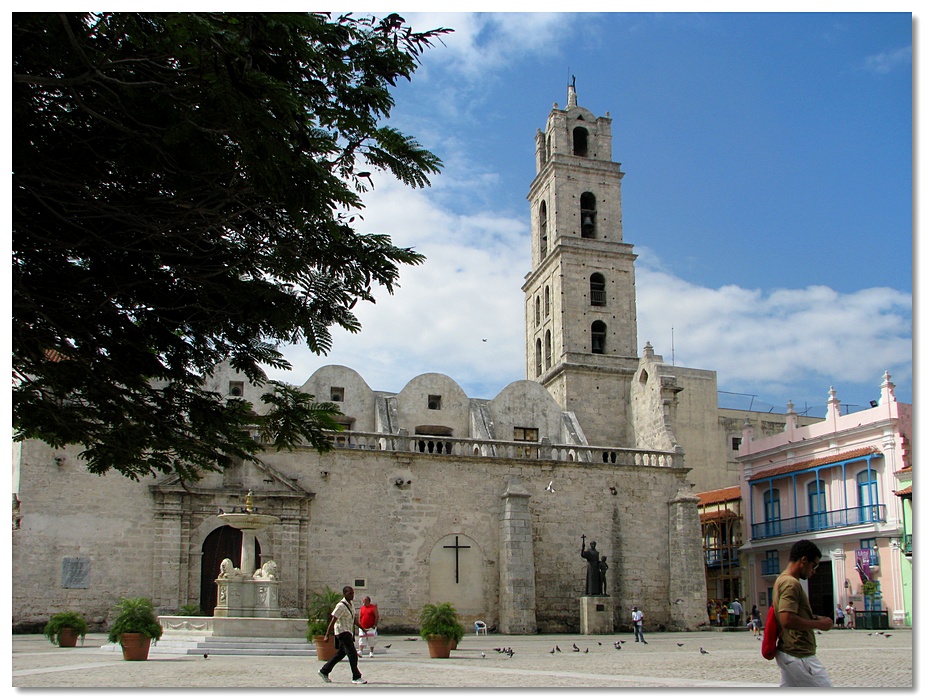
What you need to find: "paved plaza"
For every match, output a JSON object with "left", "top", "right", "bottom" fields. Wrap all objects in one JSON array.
[{"left": 10, "top": 627, "right": 913, "bottom": 689}]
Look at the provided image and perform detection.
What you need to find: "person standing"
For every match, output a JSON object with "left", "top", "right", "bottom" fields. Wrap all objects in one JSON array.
[
  {"left": 835, "top": 604, "right": 845, "bottom": 628},
  {"left": 357, "top": 596, "right": 380, "bottom": 657},
  {"left": 845, "top": 601, "right": 856, "bottom": 630},
  {"left": 631, "top": 606, "right": 647, "bottom": 644},
  {"left": 772, "top": 540, "right": 834, "bottom": 687},
  {"left": 319, "top": 586, "right": 367, "bottom": 684},
  {"left": 731, "top": 598, "right": 743, "bottom": 627}
]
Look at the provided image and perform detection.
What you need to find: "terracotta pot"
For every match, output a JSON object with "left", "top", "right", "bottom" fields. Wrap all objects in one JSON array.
[
  {"left": 426, "top": 635, "right": 452, "bottom": 658},
  {"left": 313, "top": 635, "right": 337, "bottom": 661},
  {"left": 449, "top": 638, "right": 458, "bottom": 650},
  {"left": 57, "top": 627, "right": 79, "bottom": 647},
  {"left": 120, "top": 633, "right": 151, "bottom": 661}
]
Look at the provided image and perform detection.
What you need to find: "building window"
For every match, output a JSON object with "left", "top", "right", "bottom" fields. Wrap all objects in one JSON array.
[
  {"left": 535, "top": 339, "right": 542, "bottom": 377},
  {"left": 228, "top": 381, "right": 244, "bottom": 397},
  {"left": 860, "top": 538, "right": 879, "bottom": 566},
  {"left": 590, "top": 273, "right": 606, "bottom": 306},
  {"left": 591, "top": 321, "right": 606, "bottom": 354},
  {"left": 580, "top": 192, "right": 596, "bottom": 239},
  {"left": 330, "top": 387, "right": 345, "bottom": 402},
  {"left": 544, "top": 330, "right": 551, "bottom": 370},
  {"left": 762, "top": 550, "right": 780, "bottom": 577},
  {"left": 513, "top": 427, "right": 539, "bottom": 442},
  {"left": 857, "top": 469, "right": 879, "bottom": 521},
  {"left": 535, "top": 296, "right": 541, "bottom": 327},
  {"left": 573, "top": 126, "right": 589, "bottom": 157},
  {"left": 427, "top": 395, "right": 442, "bottom": 410},
  {"left": 731, "top": 437, "right": 742, "bottom": 451},
  {"left": 764, "top": 488, "right": 781, "bottom": 537},
  {"left": 544, "top": 285, "right": 550, "bottom": 317},
  {"left": 808, "top": 479, "right": 828, "bottom": 530},
  {"left": 539, "top": 201, "right": 548, "bottom": 259}
]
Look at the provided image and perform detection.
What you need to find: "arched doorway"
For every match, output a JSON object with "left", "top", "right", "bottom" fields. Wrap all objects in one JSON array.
[{"left": 199, "top": 526, "right": 262, "bottom": 615}]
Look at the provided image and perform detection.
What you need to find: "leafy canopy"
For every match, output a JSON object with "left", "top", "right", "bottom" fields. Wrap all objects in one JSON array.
[{"left": 13, "top": 12, "right": 450, "bottom": 481}]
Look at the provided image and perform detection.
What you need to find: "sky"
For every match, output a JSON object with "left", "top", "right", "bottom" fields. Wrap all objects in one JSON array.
[{"left": 264, "top": 10, "right": 914, "bottom": 416}]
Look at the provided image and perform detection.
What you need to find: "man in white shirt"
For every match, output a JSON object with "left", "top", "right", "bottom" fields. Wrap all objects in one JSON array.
[
  {"left": 632, "top": 606, "right": 647, "bottom": 644},
  {"left": 319, "top": 586, "right": 367, "bottom": 684}
]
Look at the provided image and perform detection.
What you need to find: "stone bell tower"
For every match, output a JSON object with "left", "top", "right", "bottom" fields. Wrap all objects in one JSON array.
[{"left": 522, "top": 81, "right": 639, "bottom": 447}]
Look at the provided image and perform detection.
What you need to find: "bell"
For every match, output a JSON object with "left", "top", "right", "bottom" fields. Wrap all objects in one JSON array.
[{"left": 582, "top": 215, "right": 593, "bottom": 227}]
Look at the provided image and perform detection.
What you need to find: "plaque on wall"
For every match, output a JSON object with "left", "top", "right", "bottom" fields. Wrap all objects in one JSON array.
[{"left": 62, "top": 557, "right": 90, "bottom": 588}]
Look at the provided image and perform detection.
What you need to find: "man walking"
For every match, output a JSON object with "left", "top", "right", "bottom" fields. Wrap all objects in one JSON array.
[
  {"left": 731, "top": 598, "right": 743, "bottom": 627},
  {"left": 319, "top": 586, "right": 367, "bottom": 684},
  {"left": 772, "top": 540, "right": 834, "bottom": 686}
]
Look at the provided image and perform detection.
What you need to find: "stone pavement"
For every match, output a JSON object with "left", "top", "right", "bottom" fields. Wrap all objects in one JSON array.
[{"left": 10, "top": 627, "right": 913, "bottom": 689}]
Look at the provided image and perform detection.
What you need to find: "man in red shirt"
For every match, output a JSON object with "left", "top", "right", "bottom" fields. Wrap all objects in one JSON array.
[{"left": 358, "top": 596, "right": 380, "bottom": 657}]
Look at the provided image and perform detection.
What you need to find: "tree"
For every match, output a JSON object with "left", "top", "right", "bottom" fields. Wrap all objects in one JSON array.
[{"left": 12, "top": 12, "right": 450, "bottom": 481}]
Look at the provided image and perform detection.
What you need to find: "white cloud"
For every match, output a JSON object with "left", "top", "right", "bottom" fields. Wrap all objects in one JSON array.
[{"left": 863, "top": 46, "right": 912, "bottom": 75}]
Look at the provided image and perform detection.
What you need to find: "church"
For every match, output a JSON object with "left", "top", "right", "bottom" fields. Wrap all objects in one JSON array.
[{"left": 13, "top": 84, "right": 719, "bottom": 635}]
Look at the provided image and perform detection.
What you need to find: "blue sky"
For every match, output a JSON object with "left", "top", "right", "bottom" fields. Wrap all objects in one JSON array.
[{"left": 271, "top": 10, "right": 913, "bottom": 415}]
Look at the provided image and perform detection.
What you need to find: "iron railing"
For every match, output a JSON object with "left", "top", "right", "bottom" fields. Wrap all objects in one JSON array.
[{"left": 751, "top": 504, "right": 886, "bottom": 540}]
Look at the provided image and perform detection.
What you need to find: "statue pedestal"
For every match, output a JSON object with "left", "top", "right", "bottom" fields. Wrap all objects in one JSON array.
[
  {"left": 214, "top": 578, "right": 280, "bottom": 618},
  {"left": 579, "top": 596, "right": 613, "bottom": 635}
]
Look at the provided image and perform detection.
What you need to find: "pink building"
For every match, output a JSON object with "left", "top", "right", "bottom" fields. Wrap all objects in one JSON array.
[{"left": 737, "top": 372, "right": 912, "bottom": 628}]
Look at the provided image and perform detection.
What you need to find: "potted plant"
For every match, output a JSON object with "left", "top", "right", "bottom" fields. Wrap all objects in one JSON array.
[
  {"left": 419, "top": 602, "right": 465, "bottom": 658},
  {"left": 43, "top": 611, "right": 89, "bottom": 648},
  {"left": 107, "top": 597, "right": 163, "bottom": 661},
  {"left": 306, "top": 586, "right": 344, "bottom": 661}
]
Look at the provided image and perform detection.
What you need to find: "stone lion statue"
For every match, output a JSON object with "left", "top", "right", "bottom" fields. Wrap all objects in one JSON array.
[
  {"left": 218, "top": 558, "right": 236, "bottom": 578},
  {"left": 253, "top": 560, "right": 278, "bottom": 580}
]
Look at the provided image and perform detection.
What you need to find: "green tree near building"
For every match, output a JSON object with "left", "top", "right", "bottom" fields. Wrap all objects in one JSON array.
[{"left": 13, "top": 12, "right": 450, "bottom": 482}]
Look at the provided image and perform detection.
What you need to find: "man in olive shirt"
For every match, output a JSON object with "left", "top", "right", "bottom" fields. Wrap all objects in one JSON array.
[{"left": 772, "top": 540, "right": 834, "bottom": 686}]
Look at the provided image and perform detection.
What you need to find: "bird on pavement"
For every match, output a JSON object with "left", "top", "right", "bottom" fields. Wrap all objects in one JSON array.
[
  {"left": 598, "top": 642, "right": 602, "bottom": 645},
  {"left": 555, "top": 645, "right": 562, "bottom": 652},
  {"left": 384, "top": 644, "right": 391, "bottom": 649},
  {"left": 885, "top": 634, "right": 893, "bottom": 638},
  {"left": 677, "top": 643, "right": 684, "bottom": 647},
  {"left": 203, "top": 653, "right": 209, "bottom": 659},
  {"left": 572, "top": 643, "right": 580, "bottom": 651},
  {"left": 481, "top": 652, "right": 486, "bottom": 658},
  {"left": 549, "top": 648, "right": 556, "bottom": 654},
  {"left": 584, "top": 648, "right": 589, "bottom": 653},
  {"left": 614, "top": 642, "right": 622, "bottom": 650},
  {"left": 700, "top": 647, "right": 709, "bottom": 654}
]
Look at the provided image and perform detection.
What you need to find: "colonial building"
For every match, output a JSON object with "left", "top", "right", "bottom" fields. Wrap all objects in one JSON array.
[
  {"left": 13, "top": 85, "right": 715, "bottom": 635},
  {"left": 737, "top": 373, "right": 913, "bottom": 628}
]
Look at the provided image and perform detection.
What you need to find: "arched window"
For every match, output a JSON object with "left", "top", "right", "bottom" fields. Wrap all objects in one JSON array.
[
  {"left": 539, "top": 201, "right": 548, "bottom": 259},
  {"left": 573, "top": 127, "right": 589, "bottom": 157},
  {"left": 590, "top": 273, "right": 606, "bottom": 306},
  {"left": 580, "top": 192, "right": 596, "bottom": 238},
  {"left": 591, "top": 321, "right": 606, "bottom": 354},
  {"left": 544, "top": 285, "right": 550, "bottom": 317},
  {"left": 534, "top": 296, "right": 540, "bottom": 327},
  {"left": 764, "top": 488, "right": 781, "bottom": 537},
  {"left": 535, "top": 338, "right": 543, "bottom": 377},
  {"left": 544, "top": 330, "right": 551, "bottom": 370}
]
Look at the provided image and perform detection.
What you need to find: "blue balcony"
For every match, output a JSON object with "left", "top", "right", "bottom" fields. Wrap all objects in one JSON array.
[
  {"left": 705, "top": 549, "right": 740, "bottom": 568},
  {"left": 751, "top": 504, "right": 886, "bottom": 540}
]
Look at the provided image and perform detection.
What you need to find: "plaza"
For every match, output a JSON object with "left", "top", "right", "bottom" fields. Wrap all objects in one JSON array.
[{"left": 11, "top": 627, "right": 913, "bottom": 688}]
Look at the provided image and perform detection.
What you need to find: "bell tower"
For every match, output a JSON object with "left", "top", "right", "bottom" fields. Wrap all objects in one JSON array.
[{"left": 522, "top": 81, "right": 639, "bottom": 447}]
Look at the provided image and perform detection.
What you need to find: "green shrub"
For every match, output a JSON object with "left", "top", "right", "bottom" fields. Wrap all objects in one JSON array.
[
  {"left": 419, "top": 602, "right": 465, "bottom": 643},
  {"left": 305, "top": 587, "right": 344, "bottom": 639},
  {"left": 107, "top": 597, "right": 163, "bottom": 644},
  {"left": 43, "top": 611, "right": 89, "bottom": 645}
]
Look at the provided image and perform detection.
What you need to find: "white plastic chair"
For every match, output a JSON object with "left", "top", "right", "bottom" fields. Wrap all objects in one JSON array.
[{"left": 474, "top": 620, "right": 487, "bottom": 635}]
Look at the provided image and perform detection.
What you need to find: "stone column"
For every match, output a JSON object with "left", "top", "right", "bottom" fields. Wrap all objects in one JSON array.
[
  {"left": 668, "top": 483, "right": 707, "bottom": 630},
  {"left": 499, "top": 477, "right": 537, "bottom": 634}
]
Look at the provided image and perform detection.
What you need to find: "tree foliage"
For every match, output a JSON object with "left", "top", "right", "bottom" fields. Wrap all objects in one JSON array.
[{"left": 12, "top": 12, "right": 450, "bottom": 481}]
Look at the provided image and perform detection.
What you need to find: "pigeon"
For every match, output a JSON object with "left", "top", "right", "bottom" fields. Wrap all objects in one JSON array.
[
  {"left": 643, "top": 641, "right": 648, "bottom": 645},
  {"left": 405, "top": 637, "right": 418, "bottom": 641},
  {"left": 384, "top": 644, "right": 391, "bottom": 649},
  {"left": 506, "top": 649, "right": 514, "bottom": 658},
  {"left": 494, "top": 647, "right": 503, "bottom": 652},
  {"left": 549, "top": 648, "right": 556, "bottom": 654},
  {"left": 584, "top": 648, "right": 589, "bottom": 653},
  {"left": 876, "top": 631, "right": 885, "bottom": 636},
  {"left": 555, "top": 645, "right": 562, "bottom": 652},
  {"left": 699, "top": 647, "right": 709, "bottom": 654},
  {"left": 885, "top": 634, "right": 893, "bottom": 638},
  {"left": 481, "top": 652, "right": 486, "bottom": 658},
  {"left": 203, "top": 653, "right": 209, "bottom": 659},
  {"left": 867, "top": 633, "right": 873, "bottom": 636},
  {"left": 677, "top": 643, "right": 684, "bottom": 647},
  {"left": 545, "top": 481, "right": 555, "bottom": 493},
  {"left": 620, "top": 640, "right": 627, "bottom": 644},
  {"left": 572, "top": 643, "right": 581, "bottom": 651}
]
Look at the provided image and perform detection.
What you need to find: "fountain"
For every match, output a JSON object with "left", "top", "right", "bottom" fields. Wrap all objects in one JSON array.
[
  {"left": 213, "top": 491, "right": 282, "bottom": 618},
  {"left": 154, "top": 490, "right": 308, "bottom": 647}
]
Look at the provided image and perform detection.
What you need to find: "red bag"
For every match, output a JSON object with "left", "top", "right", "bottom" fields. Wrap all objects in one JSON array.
[{"left": 761, "top": 605, "right": 780, "bottom": 660}]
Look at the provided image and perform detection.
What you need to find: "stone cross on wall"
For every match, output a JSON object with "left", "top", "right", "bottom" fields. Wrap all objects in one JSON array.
[{"left": 443, "top": 535, "right": 471, "bottom": 584}]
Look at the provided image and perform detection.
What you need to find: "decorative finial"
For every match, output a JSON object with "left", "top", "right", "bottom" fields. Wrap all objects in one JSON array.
[{"left": 245, "top": 490, "right": 254, "bottom": 513}]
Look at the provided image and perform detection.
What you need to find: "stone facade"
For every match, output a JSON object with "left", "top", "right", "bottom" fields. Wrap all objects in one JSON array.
[{"left": 12, "top": 84, "right": 712, "bottom": 635}]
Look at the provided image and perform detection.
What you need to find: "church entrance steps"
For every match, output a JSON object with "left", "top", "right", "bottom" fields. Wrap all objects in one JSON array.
[{"left": 101, "top": 636, "right": 318, "bottom": 656}]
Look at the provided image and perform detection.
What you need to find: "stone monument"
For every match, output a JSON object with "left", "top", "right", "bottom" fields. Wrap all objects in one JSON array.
[{"left": 579, "top": 535, "right": 613, "bottom": 634}]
